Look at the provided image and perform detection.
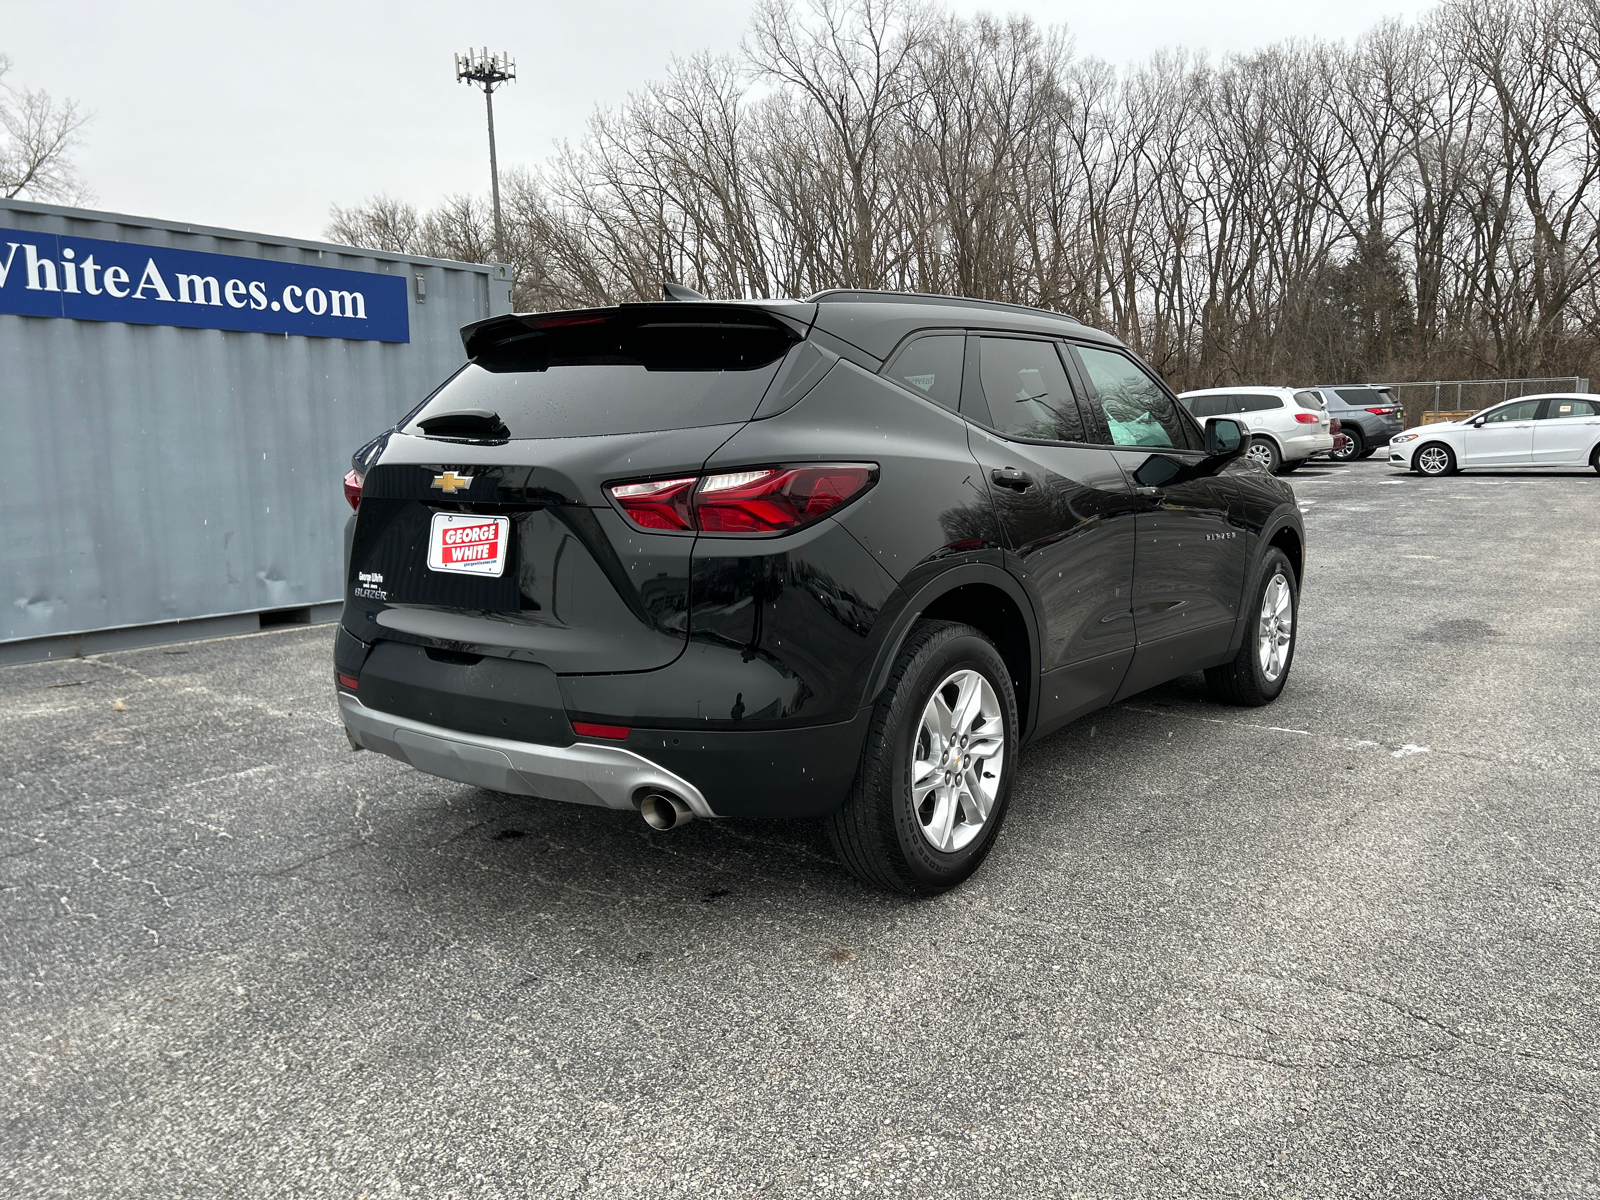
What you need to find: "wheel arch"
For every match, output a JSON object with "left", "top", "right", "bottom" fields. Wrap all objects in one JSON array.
[
  {"left": 866, "top": 564, "right": 1041, "bottom": 739},
  {"left": 1265, "top": 522, "right": 1304, "bottom": 587}
]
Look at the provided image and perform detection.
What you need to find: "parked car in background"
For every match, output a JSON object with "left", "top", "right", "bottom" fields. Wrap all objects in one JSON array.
[
  {"left": 1389, "top": 394, "right": 1600, "bottom": 475},
  {"left": 1318, "top": 386, "right": 1404, "bottom": 462},
  {"left": 335, "top": 290, "right": 1306, "bottom": 894},
  {"left": 1177, "top": 387, "right": 1335, "bottom": 474}
]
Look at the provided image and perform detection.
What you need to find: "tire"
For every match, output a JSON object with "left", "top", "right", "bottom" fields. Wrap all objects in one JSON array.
[
  {"left": 1414, "top": 442, "right": 1456, "bottom": 476},
  {"left": 1358, "top": 447, "right": 1377, "bottom": 459},
  {"left": 1245, "top": 437, "right": 1281, "bottom": 474},
  {"left": 1205, "top": 548, "right": 1298, "bottom": 707},
  {"left": 1591, "top": 444, "right": 1600, "bottom": 475},
  {"left": 1330, "top": 428, "right": 1363, "bottom": 462},
  {"left": 826, "top": 620, "right": 1019, "bottom": 894},
  {"left": 1278, "top": 457, "right": 1302, "bottom": 474}
]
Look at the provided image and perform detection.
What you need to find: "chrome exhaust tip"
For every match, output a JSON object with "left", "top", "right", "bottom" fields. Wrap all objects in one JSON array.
[{"left": 638, "top": 790, "right": 695, "bottom": 831}]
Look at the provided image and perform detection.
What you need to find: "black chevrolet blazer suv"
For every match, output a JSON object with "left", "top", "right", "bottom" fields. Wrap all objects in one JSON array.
[{"left": 335, "top": 290, "right": 1304, "bottom": 893}]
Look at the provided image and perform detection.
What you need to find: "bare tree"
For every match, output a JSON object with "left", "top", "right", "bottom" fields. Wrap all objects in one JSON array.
[
  {"left": 326, "top": 195, "right": 424, "bottom": 253},
  {"left": 0, "top": 55, "right": 91, "bottom": 202},
  {"left": 326, "top": 0, "right": 1600, "bottom": 388}
]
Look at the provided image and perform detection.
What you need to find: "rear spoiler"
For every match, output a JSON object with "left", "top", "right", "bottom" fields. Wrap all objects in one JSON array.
[{"left": 459, "top": 301, "right": 817, "bottom": 360}]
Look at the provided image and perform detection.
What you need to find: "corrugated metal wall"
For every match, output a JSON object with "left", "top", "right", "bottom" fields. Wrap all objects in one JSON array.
[{"left": 1, "top": 198, "right": 514, "bottom": 646}]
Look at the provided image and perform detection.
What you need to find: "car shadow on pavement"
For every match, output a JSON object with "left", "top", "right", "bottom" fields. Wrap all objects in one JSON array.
[{"left": 365, "top": 772, "right": 892, "bottom": 919}]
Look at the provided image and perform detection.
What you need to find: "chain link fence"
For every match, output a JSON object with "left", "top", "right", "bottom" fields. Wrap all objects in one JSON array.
[{"left": 1380, "top": 377, "right": 1591, "bottom": 426}]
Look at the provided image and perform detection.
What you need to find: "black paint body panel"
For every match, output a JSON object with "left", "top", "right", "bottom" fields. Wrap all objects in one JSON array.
[{"left": 356, "top": 640, "right": 573, "bottom": 746}]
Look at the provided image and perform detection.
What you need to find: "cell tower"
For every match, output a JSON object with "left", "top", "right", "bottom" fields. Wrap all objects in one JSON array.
[{"left": 454, "top": 48, "right": 516, "bottom": 263}]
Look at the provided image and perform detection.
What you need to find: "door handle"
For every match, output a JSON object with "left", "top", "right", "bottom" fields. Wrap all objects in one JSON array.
[{"left": 991, "top": 467, "right": 1034, "bottom": 492}]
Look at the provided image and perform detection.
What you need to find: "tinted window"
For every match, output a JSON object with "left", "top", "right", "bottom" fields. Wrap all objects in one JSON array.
[
  {"left": 1233, "top": 394, "right": 1282, "bottom": 413},
  {"left": 1184, "top": 395, "right": 1226, "bottom": 418},
  {"left": 1075, "top": 345, "right": 1199, "bottom": 450},
  {"left": 1294, "top": 390, "right": 1325, "bottom": 410},
  {"left": 1334, "top": 387, "right": 1389, "bottom": 406},
  {"left": 977, "top": 337, "right": 1086, "bottom": 442},
  {"left": 408, "top": 314, "right": 793, "bottom": 439},
  {"left": 1482, "top": 400, "right": 1541, "bottom": 424},
  {"left": 885, "top": 335, "right": 963, "bottom": 411},
  {"left": 1543, "top": 398, "right": 1598, "bottom": 419}
]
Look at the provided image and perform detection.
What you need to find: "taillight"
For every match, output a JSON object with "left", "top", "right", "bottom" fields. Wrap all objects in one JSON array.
[
  {"left": 1294, "top": 413, "right": 1320, "bottom": 424},
  {"left": 607, "top": 476, "right": 697, "bottom": 530},
  {"left": 343, "top": 469, "right": 364, "bottom": 510},
  {"left": 608, "top": 464, "right": 875, "bottom": 534},
  {"left": 1367, "top": 407, "right": 1397, "bottom": 415}
]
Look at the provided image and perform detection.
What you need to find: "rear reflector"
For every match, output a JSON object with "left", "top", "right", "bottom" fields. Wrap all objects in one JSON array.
[
  {"left": 1294, "top": 413, "right": 1320, "bottom": 424},
  {"left": 343, "top": 469, "right": 364, "bottom": 510},
  {"left": 608, "top": 463, "right": 876, "bottom": 534},
  {"left": 572, "top": 721, "right": 631, "bottom": 740},
  {"left": 336, "top": 672, "right": 359, "bottom": 690}
]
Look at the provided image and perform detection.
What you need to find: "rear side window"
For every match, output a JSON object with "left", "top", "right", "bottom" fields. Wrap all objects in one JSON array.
[
  {"left": 975, "top": 337, "right": 1087, "bottom": 442},
  {"left": 1232, "top": 394, "right": 1282, "bottom": 413},
  {"left": 409, "top": 312, "right": 795, "bottom": 439},
  {"left": 1294, "top": 390, "right": 1325, "bottom": 410},
  {"left": 885, "top": 334, "right": 963, "bottom": 411},
  {"left": 1546, "top": 398, "right": 1599, "bottom": 418},
  {"left": 1074, "top": 345, "right": 1201, "bottom": 450}
]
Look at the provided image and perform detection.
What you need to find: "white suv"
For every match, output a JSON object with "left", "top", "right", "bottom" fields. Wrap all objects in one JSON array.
[{"left": 1177, "top": 387, "right": 1336, "bottom": 474}]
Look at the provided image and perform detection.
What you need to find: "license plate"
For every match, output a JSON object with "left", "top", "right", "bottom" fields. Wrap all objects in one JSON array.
[{"left": 427, "top": 512, "right": 510, "bottom": 577}]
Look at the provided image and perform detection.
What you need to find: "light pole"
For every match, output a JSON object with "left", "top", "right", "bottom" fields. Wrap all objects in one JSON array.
[{"left": 455, "top": 48, "right": 516, "bottom": 263}]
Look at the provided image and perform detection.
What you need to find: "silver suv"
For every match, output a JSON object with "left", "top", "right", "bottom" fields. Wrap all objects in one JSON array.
[{"left": 1177, "top": 387, "right": 1335, "bottom": 474}]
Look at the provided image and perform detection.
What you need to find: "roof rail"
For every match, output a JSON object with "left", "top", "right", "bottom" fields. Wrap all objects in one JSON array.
[{"left": 806, "top": 289, "right": 1079, "bottom": 324}]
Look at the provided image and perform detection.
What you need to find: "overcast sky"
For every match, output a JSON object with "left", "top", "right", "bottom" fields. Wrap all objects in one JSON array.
[{"left": 3, "top": 0, "right": 1433, "bottom": 243}]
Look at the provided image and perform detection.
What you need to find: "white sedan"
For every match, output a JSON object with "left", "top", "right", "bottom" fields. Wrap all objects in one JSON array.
[{"left": 1389, "top": 393, "right": 1600, "bottom": 475}]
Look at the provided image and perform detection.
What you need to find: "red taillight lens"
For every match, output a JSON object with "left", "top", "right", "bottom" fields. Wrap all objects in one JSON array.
[
  {"left": 343, "top": 469, "right": 364, "bottom": 510},
  {"left": 1294, "top": 412, "right": 1320, "bottom": 424},
  {"left": 572, "top": 721, "right": 631, "bottom": 740},
  {"left": 697, "top": 465, "right": 874, "bottom": 533},
  {"left": 336, "top": 672, "right": 359, "bottom": 690},
  {"left": 608, "top": 464, "right": 875, "bottom": 534},
  {"left": 608, "top": 476, "right": 697, "bottom": 530},
  {"left": 1367, "top": 407, "right": 1396, "bottom": 415}
]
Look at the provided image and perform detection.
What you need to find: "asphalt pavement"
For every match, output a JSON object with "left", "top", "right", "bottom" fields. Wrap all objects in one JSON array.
[{"left": 4, "top": 457, "right": 1598, "bottom": 1198}]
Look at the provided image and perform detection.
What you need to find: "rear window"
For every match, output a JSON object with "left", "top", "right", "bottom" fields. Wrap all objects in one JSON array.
[{"left": 409, "top": 311, "right": 795, "bottom": 439}]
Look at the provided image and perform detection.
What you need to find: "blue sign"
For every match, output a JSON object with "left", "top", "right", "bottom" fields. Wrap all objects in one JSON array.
[{"left": 0, "top": 226, "right": 410, "bottom": 342}]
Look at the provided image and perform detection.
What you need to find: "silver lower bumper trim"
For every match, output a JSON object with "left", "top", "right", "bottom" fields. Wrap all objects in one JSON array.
[{"left": 337, "top": 693, "right": 715, "bottom": 817}]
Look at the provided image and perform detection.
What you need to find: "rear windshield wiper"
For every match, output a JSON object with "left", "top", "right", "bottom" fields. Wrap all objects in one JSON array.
[{"left": 416, "top": 409, "right": 511, "bottom": 443}]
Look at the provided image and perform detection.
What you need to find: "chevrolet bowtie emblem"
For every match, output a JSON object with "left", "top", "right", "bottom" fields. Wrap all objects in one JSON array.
[{"left": 431, "top": 471, "right": 473, "bottom": 494}]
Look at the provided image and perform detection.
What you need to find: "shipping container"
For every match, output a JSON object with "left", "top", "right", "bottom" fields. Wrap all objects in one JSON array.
[{"left": 0, "top": 197, "right": 513, "bottom": 663}]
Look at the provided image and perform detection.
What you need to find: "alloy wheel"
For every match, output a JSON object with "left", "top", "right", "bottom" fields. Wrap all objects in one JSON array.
[
  {"left": 1257, "top": 572, "right": 1293, "bottom": 682},
  {"left": 1245, "top": 443, "right": 1276, "bottom": 471},
  {"left": 912, "top": 669, "right": 1005, "bottom": 853},
  {"left": 1417, "top": 445, "right": 1451, "bottom": 475}
]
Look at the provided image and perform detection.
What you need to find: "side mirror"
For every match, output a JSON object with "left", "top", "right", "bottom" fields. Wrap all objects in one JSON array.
[{"left": 1206, "top": 417, "right": 1247, "bottom": 458}]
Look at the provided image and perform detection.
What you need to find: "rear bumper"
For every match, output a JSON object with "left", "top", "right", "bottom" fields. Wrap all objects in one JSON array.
[
  {"left": 1282, "top": 431, "right": 1336, "bottom": 460},
  {"left": 338, "top": 692, "right": 716, "bottom": 817}
]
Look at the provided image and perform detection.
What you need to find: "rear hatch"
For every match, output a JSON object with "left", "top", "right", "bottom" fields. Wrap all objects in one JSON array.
[{"left": 344, "top": 303, "right": 808, "bottom": 673}]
